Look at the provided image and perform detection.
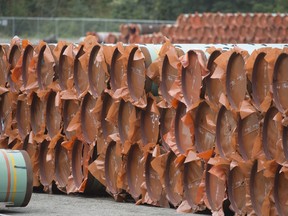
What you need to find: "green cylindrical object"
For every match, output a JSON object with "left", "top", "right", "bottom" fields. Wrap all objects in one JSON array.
[{"left": 0, "top": 149, "right": 33, "bottom": 207}]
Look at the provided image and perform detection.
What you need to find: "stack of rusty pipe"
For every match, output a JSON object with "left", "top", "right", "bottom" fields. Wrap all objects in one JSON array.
[
  {"left": 139, "top": 13, "right": 288, "bottom": 44},
  {"left": 1, "top": 36, "right": 288, "bottom": 215},
  {"left": 119, "top": 24, "right": 163, "bottom": 44}
]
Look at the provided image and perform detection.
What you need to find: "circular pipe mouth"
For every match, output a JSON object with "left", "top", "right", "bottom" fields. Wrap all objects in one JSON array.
[
  {"left": 181, "top": 50, "right": 202, "bottom": 108},
  {"left": 145, "top": 153, "right": 162, "bottom": 201},
  {"left": 80, "top": 93, "right": 97, "bottom": 144},
  {"left": 238, "top": 112, "right": 261, "bottom": 161},
  {"left": 226, "top": 52, "right": 246, "bottom": 110},
  {"left": 205, "top": 50, "right": 222, "bottom": 106},
  {"left": 282, "top": 125, "right": 288, "bottom": 160},
  {"left": 22, "top": 44, "right": 34, "bottom": 87},
  {"left": 73, "top": 45, "right": 85, "bottom": 95},
  {"left": 36, "top": 45, "right": 47, "bottom": 90},
  {"left": 205, "top": 163, "right": 228, "bottom": 212},
  {"left": 227, "top": 166, "right": 246, "bottom": 215},
  {"left": 100, "top": 93, "right": 116, "bottom": 140},
  {"left": 215, "top": 105, "right": 238, "bottom": 158},
  {"left": 104, "top": 141, "right": 120, "bottom": 194},
  {"left": 174, "top": 102, "right": 193, "bottom": 154},
  {"left": 126, "top": 144, "right": 145, "bottom": 199},
  {"left": 127, "top": 47, "right": 146, "bottom": 101},
  {"left": 110, "top": 48, "right": 123, "bottom": 92},
  {"left": 118, "top": 100, "right": 135, "bottom": 144},
  {"left": 250, "top": 159, "right": 276, "bottom": 215},
  {"left": 140, "top": 97, "right": 160, "bottom": 145},
  {"left": 58, "top": 45, "right": 69, "bottom": 90},
  {"left": 183, "top": 160, "right": 204, "bottom": 208},
  {"left": 0, "top": 92, "right": 11, "bottom": 135},
  {"left": 249, "top": 160, "right": 261, "bottom": 215},
  {"left": 205, "top": 164, "right": 215, "bottom": 211},
  {"left": 251, "top": 52, "right": 268, "bottom": 109},
  {"left": 194, "top": 101, "right": 216, "bottom": 153},
  {"left": 159, "top": 108, "right": 175, "bottom": 152},
  {"left": 8, "top": 45, "right": 21, "bottom": 91},
  {"left": 54, "top": 137, "right": 70, "bottom": 188},
  {"left": 274, "top": 164, "right": 286, "bottom": 216},
  {"left": 46, "top": 91, "right": 62, "bottom": 138},
  {"left": 164, "top": 151, "right": 182, "bottom": 207},
  {"left": 273, "top": 53, "right": 288, "bottom": 113},
  {"left": 39, "top": 139, "right": 54, "bottom": 186},
  {"left": 88, "top": 45, "right": 106, "bottom": 98},
  {"left": 262, "top": 106, "right": 280, "bottom": 160},
  {"left": 63, "top": 99, "right": 79, "bottom": 139},
  {"left": 160, "top": 55, "right": 176, "bottom": 104},
  {"left": 0, "top": 45, "right": 7, "bottom": 86},
  {"left": 72, "top": 139, "right": 89, "bottom": 188},
  {"left": 16, "top": 98, "right": 31, "bottom": 139},
  {"left": 30, "top": 92, "right": 45, "bottom": 135}
]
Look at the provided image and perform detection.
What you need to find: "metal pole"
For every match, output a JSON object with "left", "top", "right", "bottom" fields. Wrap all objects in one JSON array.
[
  {"left": 55, "top": 18, "right": 58, "bottom": 39},
  {"left": 81, "top": 19, "right": 85, "bottom": 37},
  {"left": 37, "top": 17, "right": 40, "bottom": 39},
  {"left": 12, "top": 17, "right": 15, "bottom": 36}
]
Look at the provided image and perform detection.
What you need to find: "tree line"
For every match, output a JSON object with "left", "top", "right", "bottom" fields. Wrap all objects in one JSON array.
[{"left": 0, "top": 0, "right": 287, "bottom": 21}]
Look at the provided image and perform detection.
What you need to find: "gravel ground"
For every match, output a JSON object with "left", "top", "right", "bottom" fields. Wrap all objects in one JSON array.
[{"left": 0, "top": 193, "right": 209, "bottom": 216}]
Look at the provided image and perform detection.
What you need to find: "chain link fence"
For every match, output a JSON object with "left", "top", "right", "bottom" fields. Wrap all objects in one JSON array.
[{"left": 0, "top": 17, "right": 174, "bottom": 42}]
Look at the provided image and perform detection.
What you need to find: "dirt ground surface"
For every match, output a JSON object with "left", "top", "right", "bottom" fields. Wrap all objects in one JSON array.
[{"left": 0, "top": 193, "right": 209, "bottom": 216}]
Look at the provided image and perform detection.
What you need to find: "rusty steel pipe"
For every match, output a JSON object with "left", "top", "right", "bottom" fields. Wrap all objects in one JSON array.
[
  {"left": 30, "top": 92, "right": 46, "bottom": 136},
  {"left": 237, "top": 112, "right": 261, "bottom": 161},
  {"left": 7, "top": 43, "right": 21, "bottom": 92},
  {"left": 249, "top": 160, "right": 276, "bottom": 216},
  {"left": 183, "top": 159, "right": 205, "bottom": 210},
  {"left": 71, "top": 139, "right": 89, "bottom": 189},
  {"left": 144, "top": 153, "right": 163, "bottom": 202},
  {"left": 273, "top": 53, "right": 288, "bottom": 114},
  {"left": 205, "top": 50, "right": 222, "bottom": 108},
  {"left": 194, "top": 101, "right": 217, "bottom": 153},
  {"left": 262, "top": 106, "right": 283, "bottom": 161},
  {"left": 215, "top": 105, "right": 238, "bottom": 159},
  {"left": 88, "top": 45, "right": 107, "bottom": 98},
  {"left": 274, "top": 165, "right": 288, "bottom": 216},
  {"left": 16, "top": 96, "right": 31, "bottom": 140},
  {"left": 127, "top": 46, "right": 146, "bottom": 101},
  {"left": 100, "top": 93, "right": 117, "bottom": 140},
  {"left": 174, "top": 102, "right": 194, "bottom": 154},
  {"left": 22, "top": 44, "right": 34, "bottom": 88},
  {"left": 118, "top": 99, "right": 139, "bottom": 144},
  {"left": 126, "top": 144, "right": 145, "bottom": 200},
  {"left": 159, "top": 108, "right": 175, "bottom": 152},
  {"left": 39, "top": 139, "right": 54, "bottom": 187},
  {"left": 110, "top": 47, "right": 125, "bottom": 93},
  {"left": 58, "top": 44, "right": 70, "bottom": 90},
  {"left": 80, "top": 93, "right": 97, "bottom": 144},
  {"left": 73, "top": 45, "right": 86, "bottom": 96},
  {"left": 46, "top": 91, "right": 62, "bottom": 139},
  {"left": 0, "top": 44, "right": 8, "bottom": 87},
  {"left": 62, "top": 99, "right": 80, "bottom": 140},
  {"left": 104, "top": 141, "right": 122, "bottom": 195},
  {"left": 140, "top": 97, "right": 160, "bottom": 145},
  {"left": 36, "top": 43, "right": 55, "bottom": 90},
  {"left": 164, "top": 151, "right": 183, "bottom": 207},
  {"left": 205, "top": 162, "right": 229, "bottom": 213}
]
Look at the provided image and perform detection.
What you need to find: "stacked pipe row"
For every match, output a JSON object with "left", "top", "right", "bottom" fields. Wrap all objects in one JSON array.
[
  {"left": 119, "top": 24, "right": 162, "bottom": 44},
  {"left": 1, "top": 37, "right": 288, "bottom": 215},
  {"left": 139, "top": 13, "right": 288, "bottom": 44}
]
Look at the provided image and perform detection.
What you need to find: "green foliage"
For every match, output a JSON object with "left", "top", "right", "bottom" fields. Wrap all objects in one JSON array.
[{"left": 0, "top": 0, "right": 287, "bottom": 20}]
